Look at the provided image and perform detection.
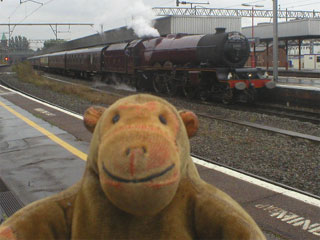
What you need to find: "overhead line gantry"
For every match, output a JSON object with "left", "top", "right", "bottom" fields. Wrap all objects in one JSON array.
[
  {"left": 0, "top": 23, "right": 94, "bottom": 46},
  {"left": 153, "top": 7, "right": 320, "bottom": 20}
]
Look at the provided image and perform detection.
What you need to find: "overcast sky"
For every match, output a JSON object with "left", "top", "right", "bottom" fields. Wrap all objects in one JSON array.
[{"left": 0, "top": 0, "right": 319, "bottom": 49}]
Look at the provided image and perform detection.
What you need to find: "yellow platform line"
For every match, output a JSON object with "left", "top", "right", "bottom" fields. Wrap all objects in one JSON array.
[{"left": 0, "top": 100, "right": 87, "bottom": 161}]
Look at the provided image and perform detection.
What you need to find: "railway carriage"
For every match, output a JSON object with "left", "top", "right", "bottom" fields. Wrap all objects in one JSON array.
[
  {"left": 48, "top": 51, "right": 66, "bottom": 74},
  {"left": 30, "top": 54, "right": 49, "bottom": 70},
  {"left": 28, "top": 56, "right": 41, "bottom": 69},
  {"left": 65, "top": 47, "right": 107, "bottom": 78}
]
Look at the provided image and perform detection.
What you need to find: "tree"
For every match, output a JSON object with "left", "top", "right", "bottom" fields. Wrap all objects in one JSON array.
[
  {"left": 43, "top": 39, "right": 66, "bottom": 50},
  {"left": 9, "top": 35, "right": 30, "bottom": 51}
]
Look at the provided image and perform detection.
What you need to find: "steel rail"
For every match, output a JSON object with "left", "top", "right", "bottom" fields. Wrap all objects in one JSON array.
[{"left": 197, "top": 112, "right": 320, "bottom": 143}]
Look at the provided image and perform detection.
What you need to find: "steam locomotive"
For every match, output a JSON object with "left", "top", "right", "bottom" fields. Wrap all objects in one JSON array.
[{"left": 29, "top": 28, "right": 275, "bottom": 103}]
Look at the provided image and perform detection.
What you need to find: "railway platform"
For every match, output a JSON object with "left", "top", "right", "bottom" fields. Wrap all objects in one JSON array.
[
  {"left": 257, "top": 77, "right": 320, "bottom": 108},
  {"left": 0, "top": 84, "right": 319, "bottom": 240}
]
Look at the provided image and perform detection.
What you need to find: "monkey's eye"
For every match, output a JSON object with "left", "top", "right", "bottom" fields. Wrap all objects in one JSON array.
[
  {"left": 112, "top": 114, "right": 120, "bottom": 124},
  {"left": 159, "top": 115, "right": 167, "bottom": 125}
]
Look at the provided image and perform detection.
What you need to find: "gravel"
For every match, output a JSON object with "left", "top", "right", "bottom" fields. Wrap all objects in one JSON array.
[{"left": 1, "top": 73, "right": 319, "bottom": 197}]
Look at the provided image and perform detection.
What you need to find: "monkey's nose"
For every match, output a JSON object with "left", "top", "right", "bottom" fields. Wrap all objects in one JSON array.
[{"left": 125, "top": 146, "right": 147, "bottom": 156}]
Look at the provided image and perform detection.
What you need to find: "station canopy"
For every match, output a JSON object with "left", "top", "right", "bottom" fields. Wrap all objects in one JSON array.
[{"left": 241, "top": 19, "right": 320, "bottom": 41}]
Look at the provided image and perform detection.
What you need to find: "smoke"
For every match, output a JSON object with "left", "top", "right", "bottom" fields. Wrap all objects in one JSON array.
[{"left": 94, "top": 0, "right": 159, "bottom": 37}]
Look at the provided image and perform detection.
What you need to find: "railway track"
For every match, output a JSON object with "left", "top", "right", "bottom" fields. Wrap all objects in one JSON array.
[
  {"left": 42, "top": 73, "right": 320, "bottom": 129},
  {"left": 2, "top": 73, "right": 320, "bottom": 144},
  {"left": 197, "top": 112, "right": 320, "bottom": 143},
  {"left": 46, "top": 73, "right": 320, "bottom": 124},
  {"left": 197, "top": 100, "right": 320, "bottom": 125},
  {"left": 253, "top": 104, "right": 320, "bottom": 125}
]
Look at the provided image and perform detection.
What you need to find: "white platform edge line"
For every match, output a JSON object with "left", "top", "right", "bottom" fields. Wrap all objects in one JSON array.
[
  {"left": 192, "top": 157, "right": 320, "bottom": 208},
  {"left": 276, "top": 84, "right": 320, "bottom": 90},
  {"left": 2, "top": 83, "right": 319, "bottom": 208},
  {"left": 0, "top": 84, "right": 84, "bottom": 120}
]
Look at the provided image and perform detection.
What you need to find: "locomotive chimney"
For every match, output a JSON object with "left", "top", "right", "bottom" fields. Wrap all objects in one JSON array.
[{"left": 215, "top": 28, "right": 226, "bottom": 34}]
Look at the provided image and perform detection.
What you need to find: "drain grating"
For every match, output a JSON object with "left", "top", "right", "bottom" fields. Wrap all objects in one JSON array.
[
  {"left": 0, "top": 178, "right": 9, "bottom": 192},
  {"left": 0, "top": 177, "right": 24, "bottom": 218},
  {"left": 0, "top": 192, "right": 24, "bottom": 217}
]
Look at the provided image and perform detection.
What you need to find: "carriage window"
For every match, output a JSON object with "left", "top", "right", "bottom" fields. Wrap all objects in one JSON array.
[{"left": 317, "top": 56, "right": 320, "bottom": 62}]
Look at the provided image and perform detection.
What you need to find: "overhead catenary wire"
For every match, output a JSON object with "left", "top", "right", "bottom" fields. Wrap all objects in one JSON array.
[
  {"left": 223, "top": 0, "right": 266, "bottom": 9},
  {"left": 19, "top": 0, "right": 56, "bottom": 23},
  {"left": 8, "top": 4, "right": 22, "bottom": 19},
  {"left": 284, "top": 1, "right": 320, "bottom": 9}
]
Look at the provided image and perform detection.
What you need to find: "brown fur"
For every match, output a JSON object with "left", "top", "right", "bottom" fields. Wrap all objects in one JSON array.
[{"left": 0, "top": 94, "right": 265, "bottom": 240}]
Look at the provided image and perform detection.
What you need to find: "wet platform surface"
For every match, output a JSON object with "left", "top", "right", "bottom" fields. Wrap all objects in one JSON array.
[{"left": 0, "top": 84, "right": 319, "bottom": 240}]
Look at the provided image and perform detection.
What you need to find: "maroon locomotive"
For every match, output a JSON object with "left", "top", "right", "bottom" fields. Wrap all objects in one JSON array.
[{"left": 28, "top": 28, "right": 274, "bottom": 103}]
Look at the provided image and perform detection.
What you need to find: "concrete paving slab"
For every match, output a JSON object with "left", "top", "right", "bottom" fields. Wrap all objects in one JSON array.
[
  {"left": 0, "top": 96, "right": 87, "bottom": 205},
  {"left": 196, "top": 164, "right": 320, "bottom": 240},
  {"left": 0, "top": 139, "right": 28, "bottom": 154},
  {"left": 1, "top": 91, "right": 92, "bottom": 144},
  {"left": 244, "top": 195, "right": 320, "bottom": 240},
  {"left": 196, "top": 164, "right": 278, "bottom": 204},
  {"left": 0, "top": 137, "right": 86, "bottom": 204}
]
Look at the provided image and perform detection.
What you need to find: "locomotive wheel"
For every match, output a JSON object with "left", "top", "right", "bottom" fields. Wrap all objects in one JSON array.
[
  {"left": 246, "top": 88, "right": 257, "bottom": 104},
  {"left": 136, "top": 77, "right": 146, "bottom": 91},
  {"left": 136, "top": 73, "right": 153, "bottom": 92},
  {"left": 182, "top": 85, "right": 197, "bottom": 99},
  {"left": 222, "top": 87, "right": 234, "bottom": 105},
  {"left": 153, "top": 74, "right": 168, "bottom": 94},
  {"left": 182, "top": 74, "right": 197, "bottom": 99},
  {"left": 165, "top": 75, "right": 179, "bottom": 97},
  {"left": 198, "top": 90, "right": 211, "bottom": 102}
]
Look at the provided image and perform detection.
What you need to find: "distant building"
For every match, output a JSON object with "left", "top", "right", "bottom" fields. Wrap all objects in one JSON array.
[{"left": 245, "top": 44, "right": 287, "bottom": 68}]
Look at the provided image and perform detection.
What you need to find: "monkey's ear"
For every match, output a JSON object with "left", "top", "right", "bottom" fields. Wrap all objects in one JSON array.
[
  {"left": 179, "top": 110, "right": 199, "bottom": 138},
  {"left": 83, "top": 106, "right": 106, "bottom": 133}
]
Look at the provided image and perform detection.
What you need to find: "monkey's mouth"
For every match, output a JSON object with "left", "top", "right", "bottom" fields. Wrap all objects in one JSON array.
[{"left": 102, "top": 163, "right": 175, "bottom": 183}]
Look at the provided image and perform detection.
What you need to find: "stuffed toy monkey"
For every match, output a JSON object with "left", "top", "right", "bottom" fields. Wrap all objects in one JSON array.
[{"left": 0, "top": 94, "right": 265, "bottom": 240}]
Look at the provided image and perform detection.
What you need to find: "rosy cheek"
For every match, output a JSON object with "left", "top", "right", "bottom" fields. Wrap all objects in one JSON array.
[
  {"left": 147, "top": 145, "right": 170, "bottom": 170},
  {"left": 0, "top": 227, "right": 16, "bottom": 240},
  {"left": 147, "top": 170, "right": 180, "bottom": 189},
  {"left": 100, "top": 174, "right": 122, "bottom": 188}
]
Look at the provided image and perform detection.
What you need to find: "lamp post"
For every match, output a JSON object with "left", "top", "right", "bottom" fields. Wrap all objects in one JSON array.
[{"left": 242, "top": 3, "right": 264, "bottom": 68}]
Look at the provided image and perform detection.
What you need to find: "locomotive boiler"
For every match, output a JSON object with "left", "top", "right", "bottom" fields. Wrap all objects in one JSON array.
[
  {"left": 28, "top": 28, "right": 274, "bottom": 104},
  {"left": 142, "top": 28, "right": 249, "bottom": 68}
]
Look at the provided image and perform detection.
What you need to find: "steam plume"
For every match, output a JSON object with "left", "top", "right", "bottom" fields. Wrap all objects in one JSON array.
[{"left": 94, "top": 0, "right": 159, "bottom": 37}]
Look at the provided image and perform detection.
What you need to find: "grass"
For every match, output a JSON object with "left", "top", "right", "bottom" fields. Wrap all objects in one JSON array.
[
  {"left": 0, "top": 212, "right": 8, "bottom": 224},
  {"left": 12, "top": 62, "right": 120, "bottom": 106}
]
